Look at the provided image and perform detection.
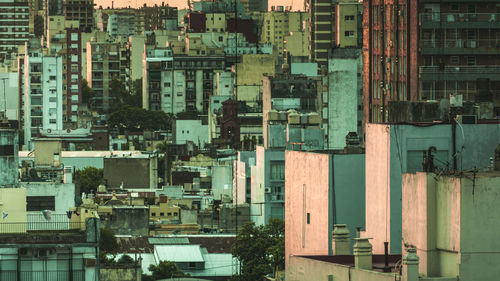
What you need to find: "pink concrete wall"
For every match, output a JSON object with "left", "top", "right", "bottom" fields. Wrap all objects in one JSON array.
[
  {"left": 285, "top": 150, "right": 331, "bottom": 269},
  {"left": 402, "top": 172, "right": 433, "bottom": 275},
  {"left": 364, "top": 124, "right": 391, "bottom": 254},
  {"left": 233, "top": 159, "right": 247, "bottom": 205}
]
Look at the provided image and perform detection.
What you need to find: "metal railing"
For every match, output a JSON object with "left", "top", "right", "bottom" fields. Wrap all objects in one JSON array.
[
  {"left": 0, "top": 270, "right": 85, "bottom": 281},
  {"left": 419, "top": 65, "right": 500, "bottom": 74},
  {"left": 420, "top": 12, "right": 499, "bottom": 23},
  {"left": 421, "top": 39, "right": 500, "bottom": 49},
  {"left": 0, "top": 213, "right": 85, "bottom": 234}
]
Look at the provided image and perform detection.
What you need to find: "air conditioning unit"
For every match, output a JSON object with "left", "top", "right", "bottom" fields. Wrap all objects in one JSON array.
[
  {"left": 264, "top": 187, "right": 271, "bottom": 193},
  {"left": 19, "top": 248, "right": 32, "bottom": 256},
  {"left": 457, "top": 115, "right": 476, "bottom": 124}
]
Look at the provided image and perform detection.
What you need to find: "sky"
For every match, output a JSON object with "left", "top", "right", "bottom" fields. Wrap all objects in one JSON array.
[{"left": 95, "top": 0, "right": 304, "bottom": 11}]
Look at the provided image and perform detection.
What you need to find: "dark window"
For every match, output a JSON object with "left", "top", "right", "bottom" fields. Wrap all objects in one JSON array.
[
  {"left": 0, "top": 145, "right": 14, "bottom": 156},
  {"left": 27, "top": 196, "right": 55, "bottom": 211},
  {"left": 189, "top": 262, "right": 196, "bottom": 268},
  {"left": 152, "top": 212, "right": 156, "bottom": 216},
  {"left": 306, "top": 213, "right": 310, "bottom": 224},
  {"left": 160, "top": 212, "right": 164, "bottom": 216}
]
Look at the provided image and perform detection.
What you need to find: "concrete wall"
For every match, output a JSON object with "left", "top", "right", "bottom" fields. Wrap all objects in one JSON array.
[
  {"left": 100, "top": 266, "right": 141, "bottom": 281},
  {"left": 233, "top": 151, "right": 255, "bottom": 205},
  {"left": 285, "top": 151, "right": 332, "bottom": 269},
  {"left": 211, "top": 165, "right": 233, "bottom": 201},
  {"left": 327, "top": 50, "right": 362, "bottom": 149},
  {"left": 287, "top": 256, "right": 395, "bottom": 281},
  {"left": 459, "top": 175, "right": 500, "bottom": 281},
  {"left": 364, "top": 124, "right": 392, "bottom": 254},
  {"left": 104, "top": 157, "right": 156, "bottom": 189},
  {"left": 100, "top": 206, "right": 149, "bottom": 236},
  {"left": 34, "top": 140, "right": 62, "bottom": 167},
  {"left": 0, "top": 129, "right": 18, "bottom": 187},
  {"left": 0, "top": 188, "right": 27, "bottom": 233},
  {"left": 24, "top": 182, "right": 75, "bottom": 213},
  {"left": 175, "top": 119, "right": 208, "bottom": 148},
  {"left": 333, "top": 153, "right": 365, "bottom": 248}
]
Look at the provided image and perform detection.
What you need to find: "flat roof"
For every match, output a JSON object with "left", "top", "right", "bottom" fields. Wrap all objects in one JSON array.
[{"left": 154, "top": 244, "right": 204, "bottom": 263}]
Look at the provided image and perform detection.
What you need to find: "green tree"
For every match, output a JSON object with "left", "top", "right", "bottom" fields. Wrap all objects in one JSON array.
[
  {"left": 108, "top": 105, "right": 173, "bottom": 133},
  {"left": 145, "top": 261, "right": 187, "bottom": 280},
  {"left": 82, "top": 79, "right": 94, "bottom": 106},
  {"left": 116, "top": 255, "right": 135, "bottom": 265},
  {"left": 232, "top": 218, "right": 285, "bottom": 280},
  {"left": 100, "top": 228, "right": 118, "bottom": 265},
  {"left": 75, "top": 167, "right": 103, "bottom": 195},
  {"left": 100, "top": 228, "right": 118, "bottom": 254}
]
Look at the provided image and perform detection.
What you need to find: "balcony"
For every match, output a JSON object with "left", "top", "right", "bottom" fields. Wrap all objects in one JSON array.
[
  {"left": 421, "top": 39, "right": 500, "bottom": 55},
  {"left": 420, "top": 13, "right": 499, "bottom": 29},
  {"left": 0, "top": 270, "right": 85, "bottom": 281},
  {"left": 419, "top": 65, "right": 500, "bottom": 81}
]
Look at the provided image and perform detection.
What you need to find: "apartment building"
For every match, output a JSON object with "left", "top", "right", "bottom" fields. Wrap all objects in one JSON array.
[
  {"left": 86, "top": 35, "right": 130, "bottom": 113},
  {"left": 19, "top": 41, "right": 64, "bottom": 149},
  {"left": 239, "top": 0, "right": 268, "bottom": 13},
  {"left": 62, "top": 0, "right": 94, "bottom": 32},
  {"left": 46, "top": 16, "right": 82, "bottom": 128},
  {"left": 363, "top": 0, "right": 500, "bottom": 124},
  {"left": 143, "top": 47, "right": 225, "bottom": 114},
  {"left": 306, "top": 0, "right": 334, "bottom": 67},
  {"left": 107, "top": 9, "right": 135, "bottom": 38},
  {"left": 0, "top": 0, "right": 29, "bottom": 57},
  {"left": 260, "top": 7, "right": 308, "bottom": 59}
]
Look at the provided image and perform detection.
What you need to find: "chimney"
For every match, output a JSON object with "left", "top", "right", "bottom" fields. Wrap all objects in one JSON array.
[
  {"left": 353, "top": 238, "right": 372, "bottom": 270},
  {"left": 402, "top": 248, "right": 419, "bottom": 281},
  {"left": 332, "top": 224, "right": 350, "bottom": 255}
]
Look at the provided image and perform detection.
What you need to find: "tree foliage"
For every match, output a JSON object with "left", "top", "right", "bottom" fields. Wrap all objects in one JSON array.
[
  {"left": 109, "top": 79, "right": 142, "bottom": 110},
  {"left": 232, "top": 218, "right": 285, "bottom": 280},
  {"left": 108, "top": 105, "right": 173, "bottom": 133},
  {"left": 76, "top": 167, "right": 103, "bottom": 195},
  {"left": 143, "top": 261, "right": 187, "bottom": 281},
  {"left": 82, "top": 79, "right": 94, "bottom": 106},
  {"left": 116, "top": 255, "right": 135, "bottom": 265},
  {"left": 100, "top": 228, "right": 118, "bottom": 255}
]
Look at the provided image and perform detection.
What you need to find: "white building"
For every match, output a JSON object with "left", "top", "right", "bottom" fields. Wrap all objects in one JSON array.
[
  {"left": 0, "top": 72, "right": 20, "bottom": 121},
  {"left": 107, "top": 12, "right": 135, "bottom": 39},
  {"left": 174, "top": 119, "right": 208, "bottom": 148},
  {"left": 22, "top": 52, "right": 63, "bottom": 149}
]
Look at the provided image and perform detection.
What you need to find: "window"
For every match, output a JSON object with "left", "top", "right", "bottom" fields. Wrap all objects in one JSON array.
[
  {"left": 189, "top": 262, "right": 196, "bottom": 268},
  {"left": 344, "top": 15, "right": 355, "bottom": 21},
  {"left": 270, "top": 162, "right": 285, "bottom": 180},
  {"left": 467, "top": 56, "right": 476, "bottom": 65},
  {"left": 307, "top": 213, "right": 310, "bottom": 224},
  {"left": 160, "top": 212, "right": 164, "bottom": 216},
  {"left": 0, "top": 145, "right": 14, "bottom": 156},
  {"left": 167, "top": 212, "right": 172, "bottom": 216},
  {"left": 27, "top": 196, "right": 55, "bottom": 211},
  {"left": 49, "top": 75, "right": 56, "bottom": 80},
  {"left": 164, "top": 82, "right": 171, "bottom": 87},
  {"left": 345, "top": 31, "right": 355, "bottom": 37},
  {"left": 174, "top": 212, "right": 178, "bottom": 216},
  {"left": 152, "top": 212, "right": 156, "bottom": 216},
  {"left": 450, "top": 56, "right": 459, "bottom": 64}
]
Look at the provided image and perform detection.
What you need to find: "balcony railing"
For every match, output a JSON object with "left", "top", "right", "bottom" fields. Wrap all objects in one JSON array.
[
  {"left": 421, "top": 39, "right": 500, "bottom": 49},
  {"left": 420, "top": 65, "right": 500, "bottom": 75},
  {"left": 0, "top": 213, "right": 85, "bottom": 234},
  {"left": 0, "top": 270, "right": 85, "bottom": 281},
  {"left": 420, "top": 12, "right": 499, "bottom": 23}
]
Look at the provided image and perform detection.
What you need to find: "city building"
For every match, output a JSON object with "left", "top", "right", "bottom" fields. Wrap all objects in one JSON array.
[
  {"left": 0, "top": 124, "right": 19, "bottom": 188},
  {"left": 142, "top": 47, "right": 225, "bottom": 114},
  {"left": 0, "top": 0, "right": 29, "bottom": 58},
  {"left": 239, "top": 0, "right": 268, "bottom": 13},
  {"left": 0, "top": 72, "right": 20, "bottom": 122},
  {"left": 260, "top": 8, "right": 308, "bottom": 60},
  {"left": 86, "top": 33, "right": 130, "bottom": 113},
  {"left": 403, "top": 171, "right": 500, "bottom": 280},
  {"left": 306, "top": 0, "right": 334, "bottom": 67},
  {"left": 107, "top": 9, "right": 136, "bottom": 39},
  {"left": 285, "top": 150, "right": 365, "bottom": 270},
  {"left": 364, "top": 122, "right": 500, "bottom": 254},
  {"left": 46, "top": 16, "right": 83, "bottom": 129},
  {"left": 20, "top": 41, "right": 64, "bottom": 150},
  {"left": 325, "top": 48, "right": 363, "bottom": 149},
  {"left": 363, "top": 0, "right": 500, "bottom": 124},
  {"left": 103, "top": 152, "right": 159, "bottom": 190},
  {"left": 62, "top": 0, "right": 94, "bottom": 32}
]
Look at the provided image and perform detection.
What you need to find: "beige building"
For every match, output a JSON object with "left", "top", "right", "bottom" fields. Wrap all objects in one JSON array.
[
  {"left": 335, "top": 0, "right": 362, "bottom": 48},
  {"left": 260, "top": 8, "right": 308, "bottom": 59},
  {"left": 236, "top": 54, "right": 276, "bottom": 108}
]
